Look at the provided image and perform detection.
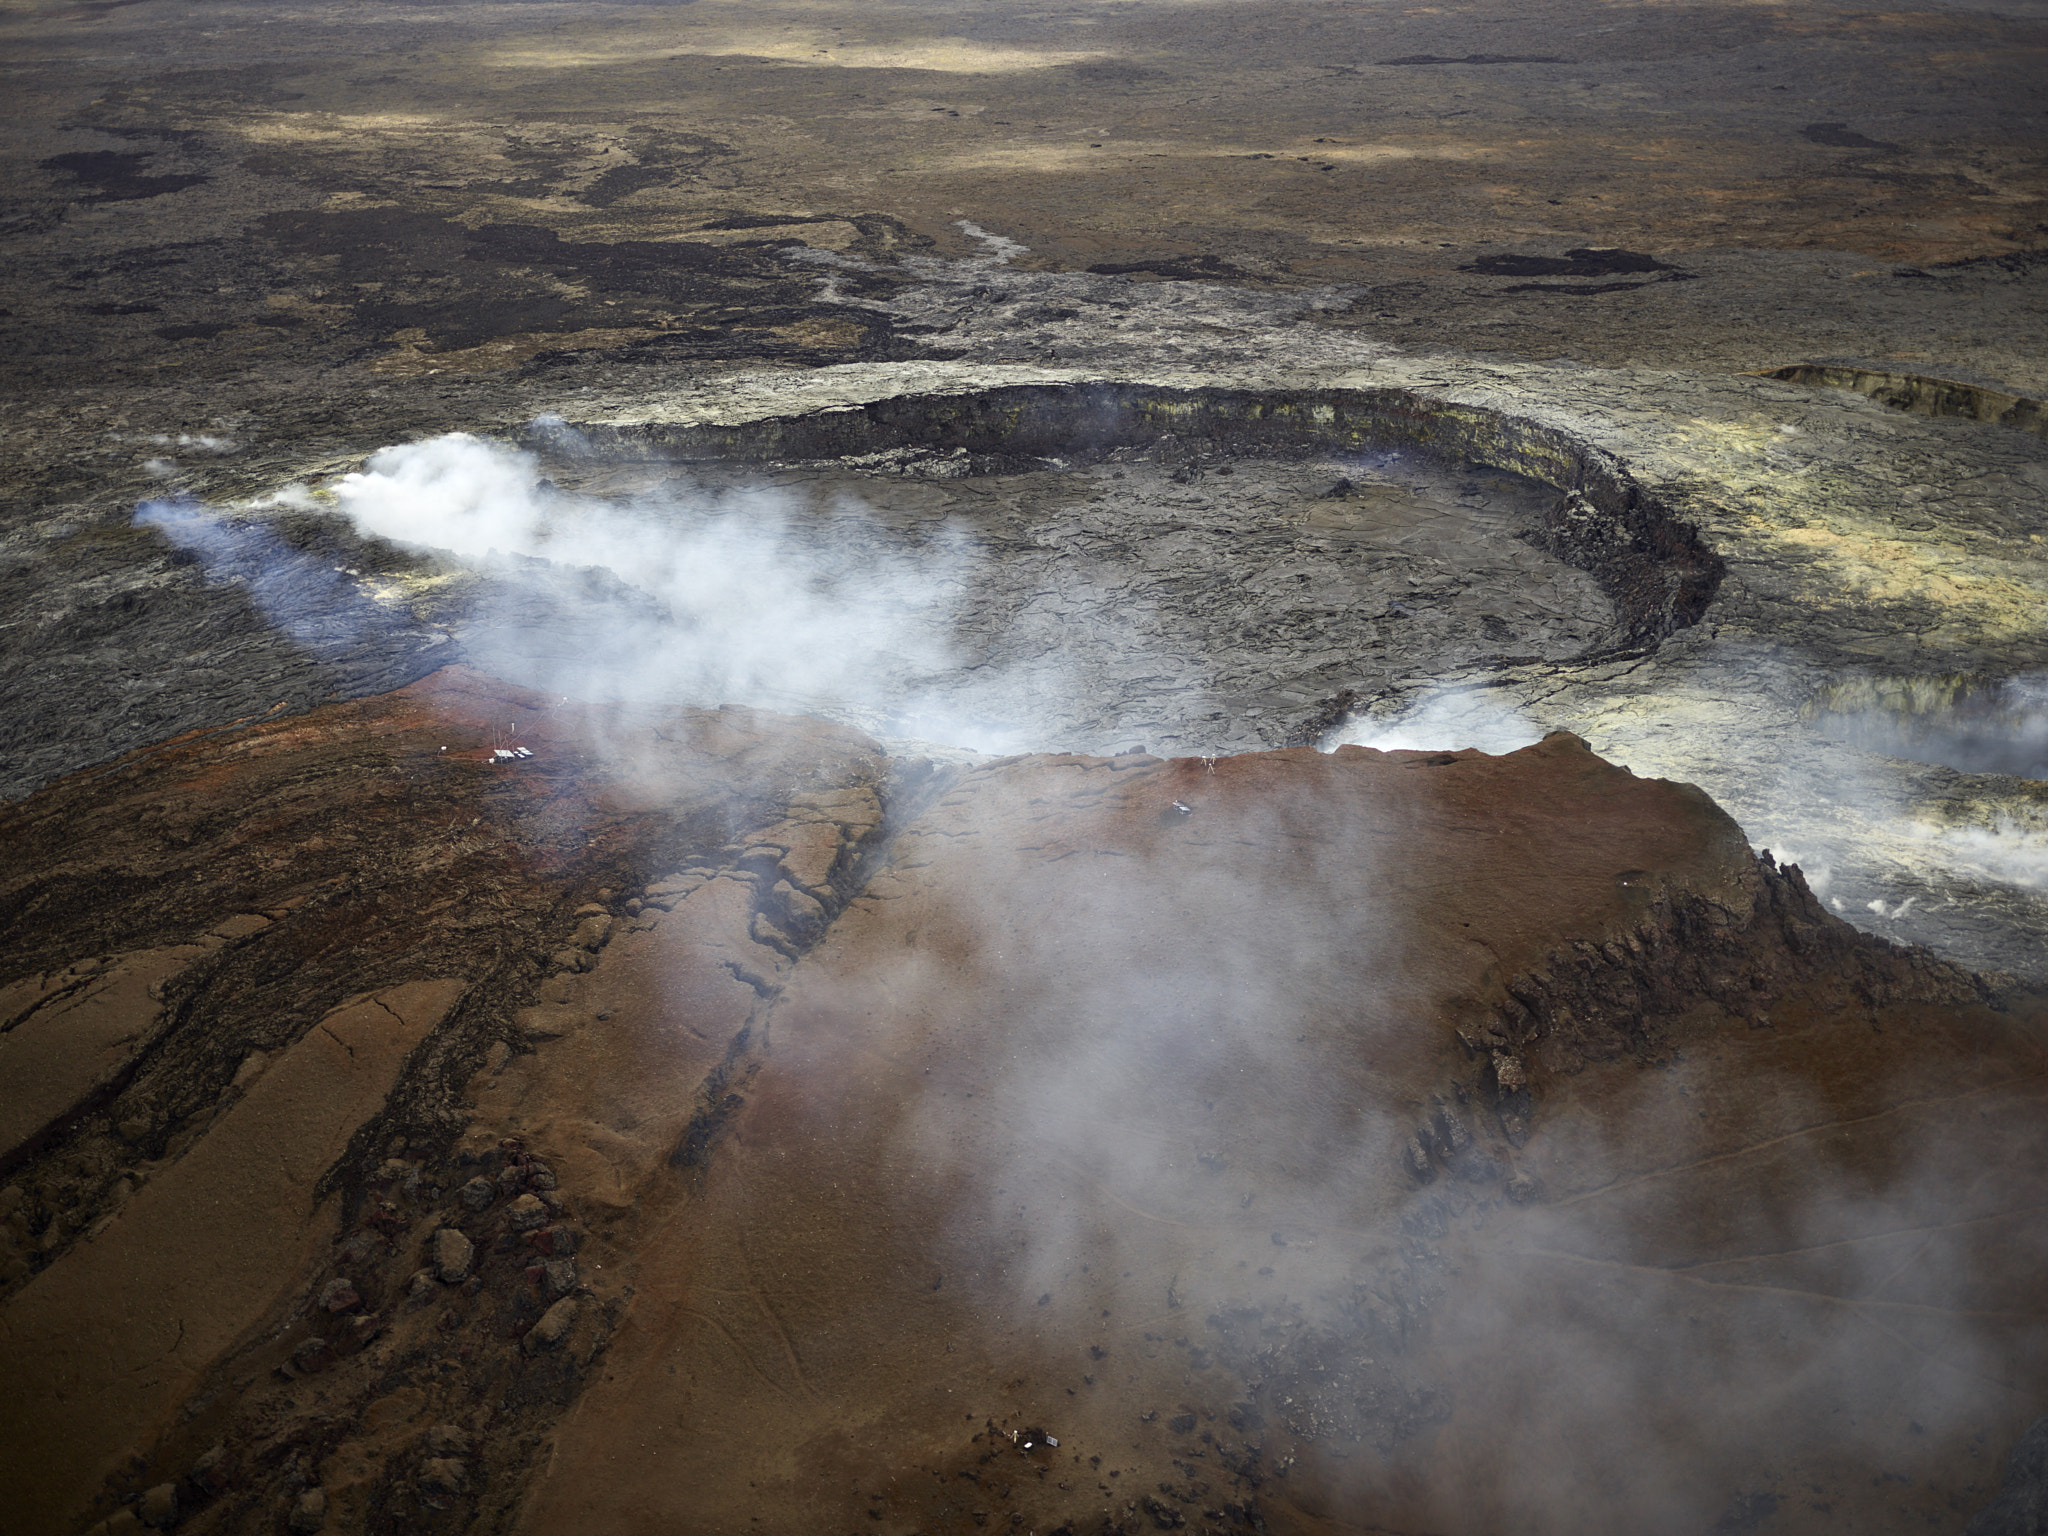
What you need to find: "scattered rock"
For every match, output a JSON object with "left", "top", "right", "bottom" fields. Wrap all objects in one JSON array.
[
  {"left": 526, "top": 1161, "right": 556, "bottom": 1191},
  {"left": 288, "top": 1486, "right": 326, "bottom": 1533},
  {"left": 524, "top": 1295, "right": 578, "bottom": 1353},
  {"left": 1429, "top": 1105, "right": 1471, "bottom": 1159},
  {"left": 1144, "top": 1494, "right": 1186, "bottom": 1527},
  {"left": 458, "top": 1175, "right": 495, "bottom": 1212},
  {"left": 1458, "top": 1146, "right": 1503, "bottom": 1183},
  {"left": 1403, "top": 1134, "right": 1434, "bottom": 1182},
  {"left": 513, "top": 1007, "right": 572, "bottom": 1042},
  {"left": 317, "top": 1278, "right": 359, "bottom": 1313},
  {"left": 772, "top": 878, "right": 827, "bottom": 932},
  {"left": 136, "top": 1481, "right": 177, "bottom": 1528},
  {"left": 407, "top": 1268, "right": 438, "bottom": 1303},
  {"left": 420, "top": 1456, "right": 468, "bottom": 1495},
  {"left": 571, "top": 914, "right": 612, "bottom": 952},
  {"left": 229, "top": 1051, "right": 268, "bottom": 1092},
  {"left": 290, "top": 1338, "right": 330, "bottom": 1373},
  {"left": 424, "top": 1424, "right": 472, "bottom": 1456},
  {"left": 430, "top": 1227, "right": 473, "bottom": 1284},
  {"left": 188, "top": 1442, "right": 227, "bottom": 1494},
  {"left": 507, "top": 1193, "right": 548, "bottom": 1232},
  {"left": 541, "top": 1258, "right": 578, "bottom": 1298}
]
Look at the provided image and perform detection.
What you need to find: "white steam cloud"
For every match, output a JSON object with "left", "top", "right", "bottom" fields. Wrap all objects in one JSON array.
[
  {"left": 140, "top": 429, "right": 1240, "bottom": 758},
  {"left": 126, "top": 427, "right": 2047, "bottom": 1523},
  {"left": 331, "top": 432, "right": 970, "bottom": 731},
  {"left": 1322, "top": 685, "right": 1543, "bottom": 755},
  {"left": 1921, "top": 818, "right": 2048, "bottom": 891},
  {"left": 776, "top": 749, "right": 2043, "bottom": 1530}
]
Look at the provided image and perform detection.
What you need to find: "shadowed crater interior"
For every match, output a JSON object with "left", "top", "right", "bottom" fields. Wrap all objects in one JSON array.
[
  {"left": 2, "top": 384, "right": 1729, "bottom": 796},
  {"left": 396, "top": 384, "right": 1721, "bottom": 755},
  {"left": 1808, "top": 673, "right": 2048, "bottom": 780}
]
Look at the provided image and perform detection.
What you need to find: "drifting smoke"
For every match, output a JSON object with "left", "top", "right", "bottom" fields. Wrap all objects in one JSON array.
[
  {"left": 1322, "top": 685, "right": 1543, "bottom": 755},
  {"left": 953, "top": 218, "right": 1029, "bottom": 265},
  {"left": 139, "top": 430, "right": 1223, "bottom": 757},
  {"left": 125, "top": 432, "right": 2045, "bottom": 1526},
  {"left": 132, "top": 495, "right": 386, "bottom": 667},
  {"left": 765, "top": 741, "right": 2043, "bottom": 1532},
  {"left": 1811, "top": 673, "right": 2048, "bottom": 782},
  {"left": 1758, "top": 678, "right": 2048, "bottom": 956},
  {"left": 1923, "top": 818, "right": 2048, "bottom": 891},
  {"left": 1318, "top": 671, "right": 2048, "bottom": 980},
  {"left": 882, "top": 772, "right": 1415, "bottom": 1309},
  {"left": 330, "top": 432, "right": 971, "bottom": 732}
]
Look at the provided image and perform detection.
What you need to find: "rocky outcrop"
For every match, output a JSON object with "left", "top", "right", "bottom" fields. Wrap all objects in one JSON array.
[
  {"left": 1762, "top": 364, "right": 2046, "bottom": 441},
  {"left": 0, "top": 665, "right": 892, "bottom": 1533},
  {"left": 4, "top": 681, "right": 2041, "bottom": 1535},
  {"left": 553, "top": 381, "right": 1728, "bottom": 652}
]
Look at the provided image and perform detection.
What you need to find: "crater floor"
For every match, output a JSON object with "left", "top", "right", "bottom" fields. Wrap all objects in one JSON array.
[{"left": 363, "top": 447, "right": 1612, "bottom": 758}]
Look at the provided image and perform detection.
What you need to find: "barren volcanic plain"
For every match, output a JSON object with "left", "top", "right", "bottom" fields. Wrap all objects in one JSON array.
[{"left": 3, "top": 1, "right": 2047, "bottom": 1533}]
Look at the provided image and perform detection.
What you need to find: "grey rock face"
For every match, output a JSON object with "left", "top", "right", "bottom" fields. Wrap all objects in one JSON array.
[
  {"left": 524, "top": 1296, "right": 577, "bottom": 1354},
  {"left": 419, "top": 1456, "right": 467, "bottom": 1496},
  {"left": 135, "top": 1483, "right": 177, "bottom": 1528},
  {"left": 507, "top": 1194, "right": 548, "bottom": 1232},
  {"left": 1966, "top": 1414, "right": 2048, "bottom": 1536},
  {"left": 429, "top": 1227, "right": 473, "bottom": 1284},
  {"left": 541, "top": 1258, "right": 578, "bottom": 1299}
]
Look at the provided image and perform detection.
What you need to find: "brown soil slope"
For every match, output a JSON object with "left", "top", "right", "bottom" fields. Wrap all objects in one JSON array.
[{"left": 0, "top": 670, "right": 2043, "bottom": 1535}]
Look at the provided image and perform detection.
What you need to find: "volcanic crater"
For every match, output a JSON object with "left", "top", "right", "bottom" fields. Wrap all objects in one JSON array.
[{"left": 4, "top": 0, "right": 2048, "bottom": 1531}]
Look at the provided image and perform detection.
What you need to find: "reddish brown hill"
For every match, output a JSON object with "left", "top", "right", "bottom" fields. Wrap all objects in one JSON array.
[{"left": 1, "top": 669, "right": 2042, "bottom": 1535}]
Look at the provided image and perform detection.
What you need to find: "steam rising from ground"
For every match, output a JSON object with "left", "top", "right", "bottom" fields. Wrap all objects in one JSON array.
[
  {"left": 141, "top": 430, "right": 1250, "bottom": 758},
  {"left": 124, "top": 432, "right": 2047, "bottom": 1523},
  {"left": 1323, "top": 685, "right": 1543, "bottom": 756},
  {"left": 777, "top": 749, "right": 2044, "bottom": 1529},
  {"left": 1812, "top": 673, "right": 2048, "bottom": 782},
  {"left": 138, "top": 430, "right": 2048, "bottom": 971},
  {"left": 332, "top": 432, "right": 973, "bottom": 734},
  {"left": 1923, "top": 818, "right": 2048, "bottom": 891}
]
